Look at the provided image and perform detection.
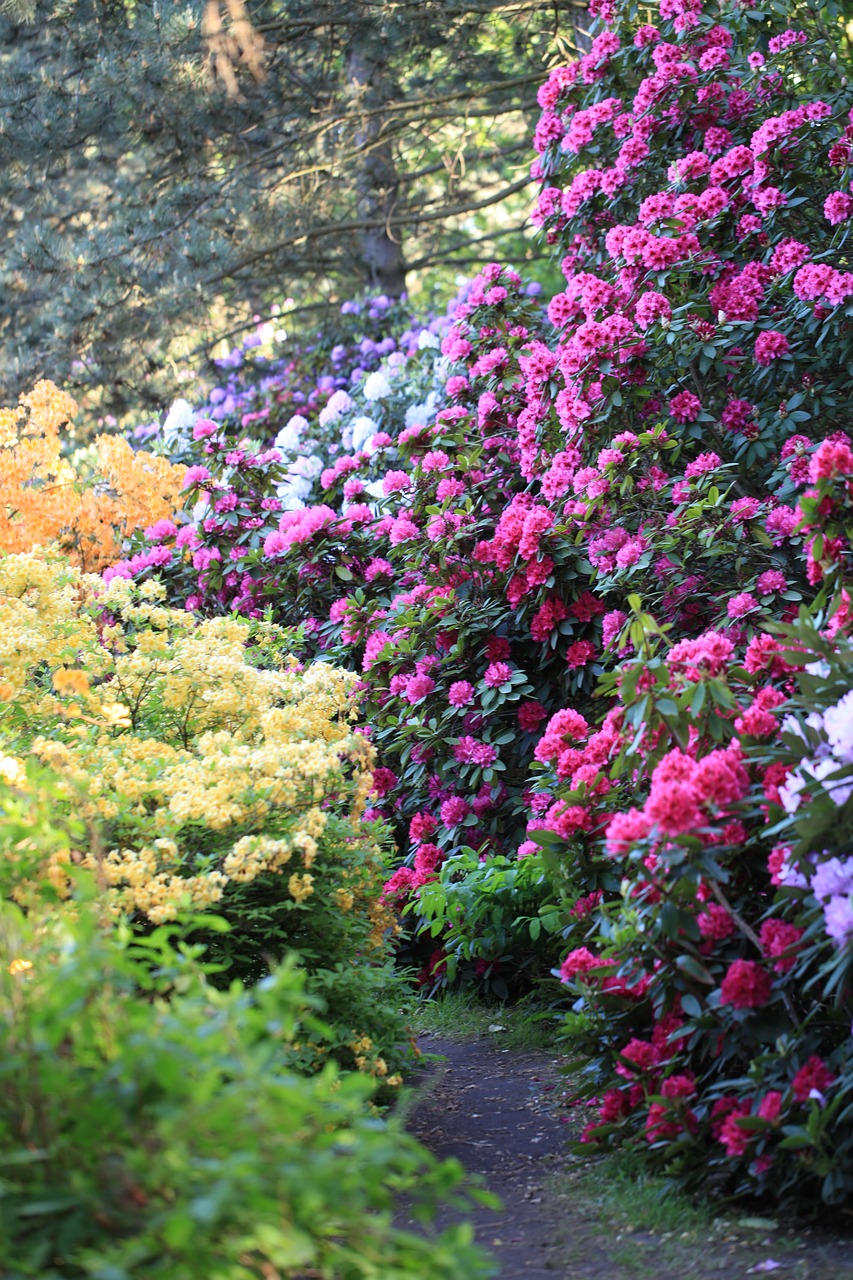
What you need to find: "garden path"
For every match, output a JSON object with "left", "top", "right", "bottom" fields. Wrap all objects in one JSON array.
[{"left": 405, "top": 1034, "right": 853, "bottom": 1280}]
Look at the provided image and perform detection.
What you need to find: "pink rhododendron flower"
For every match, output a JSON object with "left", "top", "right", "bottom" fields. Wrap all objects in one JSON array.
[
  {"left": 518, "top": 701, "right": 548, "bottom": 732},
  {"left": 380, "top": 867, "right": 419, "bottom": 903},
  {"left": 615, "top": 1038, "right": 662, "bottom": 1079},
  {"left": 604, "top": 807, "right": 653, "bottom": 856},
  {"left": 565, "top": 640, "right": 597, "bottom": 668},
  {"left": 754, "top": 330, "right": 790, "bottom": 365},
  {"left": 389, "top": 515, "right": 420, "bottom": 545},
  {"left": 447, "top": 680, "right": 475, "bottom": 708},
  {"left": 369, "top": 766, "right": 398, "bottom": 798},
  {"left": 484, "top": 661, "right": 513, "bottom": 687},
  {"left": 720, "top": 960, "right": 773, "bottom": 1009},
  {"left": 409, "top": 812, "right": 438, "bottom": 844},
  {"left": 144, "top": 519, "right": 178, "bottom": 542},
  {"left": 602, "top": 610, "right": 628, "bottom": 647},
  {"left": 824, "top": 191, "right": 853, "bottom": 225},
  {"left": 756, "top": 569, "right": 787, "bottom": 594},
  {"left": 634, "top": 291, "right": 672, "bottom": 328},
  {"left": 808, "top": 438, "right": 853, "bottom": 482},
  {"left": 182, "top": 465, "right": 212, "bottom": 488},
  {"left": 792, "top": 1057, "right": 835, "bottom": 1103},
  {"left": 440, "top": 796, "right": 469, "bottom": 826},
  {"left": 666, "top": 389, "right": 701, "bottom": 424},
  {"left": 684, "top": 452, "right": 721, "bottom": 478},
  {"left": 759, "top": 919, "right": 804, "bottom": 974},
  {"left": 404, "top": 673, "right": 436, "bottom": 703},
  {"left": 727, "top": 591, "right": 759, "bottom": 619},
  {"left": 719, "top": 1107, "right": 752, "bottom": 1157},
  {"left": 559, "top": 947, "right": 603, "bottom": 982},
  {"left": 698, "top": 903, "right": 736, "bottom": 942},
  {"left": 382, "top": 469, "right": 411, "bottom": 495}
]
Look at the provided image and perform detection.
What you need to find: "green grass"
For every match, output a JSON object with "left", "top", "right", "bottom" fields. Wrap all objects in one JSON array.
[
  {"left": 562, "top": 1152, "right": 722, "bottom": 1238},
  {"left": 412, "top": 988, "right": 564, "bottom": 1050}
]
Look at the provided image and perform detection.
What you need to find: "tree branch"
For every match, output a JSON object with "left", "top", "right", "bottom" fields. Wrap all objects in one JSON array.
[{"left": 203, "top": 175, "right": 533, "bottom": 286}]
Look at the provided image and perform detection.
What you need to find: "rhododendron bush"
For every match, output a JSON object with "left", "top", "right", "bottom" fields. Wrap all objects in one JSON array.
[
  {"left": 538, "top": 608, "right": 853, "bottom": 1206},
  {"left": 77, "top": 0, "right": 853, "bottom": 1202}
]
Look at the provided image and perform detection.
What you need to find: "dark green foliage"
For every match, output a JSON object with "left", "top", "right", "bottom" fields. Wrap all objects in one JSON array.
[
  {"left": 0, "top": 0, "right": 583, "bottom": 414},
  {"left": 191, "top": 813, "right": 420, "bottom": 1079}
]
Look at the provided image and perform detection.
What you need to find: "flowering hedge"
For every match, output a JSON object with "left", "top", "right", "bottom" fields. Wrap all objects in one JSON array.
[
  {"left": 0, "top": 550, "right": 415, "bottom": 1081},
  {"left": 518, "top": 0, "right": 853, "bottom": 1204},
  {"left": 113, "top": 278, "right": 571, "bottom": 989},
  {"left": 80, "top": 0, "right": 853, "bottom": 1204},
  {"left": 531, "top": 607, "right": 853, "bottom": 1205}
]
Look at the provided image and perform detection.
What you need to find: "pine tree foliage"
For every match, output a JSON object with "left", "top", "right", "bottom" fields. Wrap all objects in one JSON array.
[{"left": 0, "top": 0, "right": 586, "bottom": 413}]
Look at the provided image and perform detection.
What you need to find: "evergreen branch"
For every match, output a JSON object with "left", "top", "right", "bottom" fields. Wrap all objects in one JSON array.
[{"left": 203, "top": 175, "right": 533, "bottom": 286}]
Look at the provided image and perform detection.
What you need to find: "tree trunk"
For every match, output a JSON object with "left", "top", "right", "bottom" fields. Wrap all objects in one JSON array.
[{"left": 346, "top": 41, "right": 407, "bottom": 297}]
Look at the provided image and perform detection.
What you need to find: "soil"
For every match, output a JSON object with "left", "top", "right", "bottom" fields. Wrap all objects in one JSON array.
[{"left": 403, "top": 1033, "right": 853, "bottom": 1280}]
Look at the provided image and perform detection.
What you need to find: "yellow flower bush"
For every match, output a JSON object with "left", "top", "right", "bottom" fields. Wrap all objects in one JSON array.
[
  {"left": 0, "top": 381, "right": 186, "bottom": 571},
  {"left": 0, "top": 551, "right": 388, "bottom": 929},
  {"left": 0, "top": 549, "right": 412, "bottom": 1082}
]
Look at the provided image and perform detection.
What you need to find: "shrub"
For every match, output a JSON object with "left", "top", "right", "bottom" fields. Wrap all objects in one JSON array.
[
  {"left": 0, "top": 550, "right": 411, "bottom": 1078},
  {"left": 541, "top": 608, "right": 853, "bottom": 1205},
  {"left": 0, "top": 897, "right": 489, "bottom": 1279},
  {"left": 414, "top": 849, "right": 565, "bottom": 997},
  {"left": 0, "top": 381, "right": 186, "bottom": 571}
]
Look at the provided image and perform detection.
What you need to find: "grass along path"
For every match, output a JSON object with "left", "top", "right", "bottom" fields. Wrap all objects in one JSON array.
[{"left": 403, "top": 999, "right": 853, "bottom": 1280}]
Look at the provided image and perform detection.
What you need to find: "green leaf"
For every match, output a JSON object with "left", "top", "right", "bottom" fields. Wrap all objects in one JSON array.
[
  {"left": 690, "top": 682, "right": 707, "bottom": 716},
  {"left": 675, "top": 954, "right": 715, "bottom": 985},
  {"left": 680, "top": 993, "right": 704, "bottom": 1018}
]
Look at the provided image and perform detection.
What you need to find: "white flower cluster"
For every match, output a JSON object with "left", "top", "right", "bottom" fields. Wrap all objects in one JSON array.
[{"left": 779, "top": 688, "right": 853, "bottom": 814}]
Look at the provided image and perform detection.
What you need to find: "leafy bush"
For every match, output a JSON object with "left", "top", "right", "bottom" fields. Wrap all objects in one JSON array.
[
  {"left": 538, "top": 605, "right": 853, "bottom": 1205},
  {"left": 0, "top": 896, "right": 489, "bottom": 1279},
  {"left": 415, "top": 850, "right": 565, "bottom": 997}
]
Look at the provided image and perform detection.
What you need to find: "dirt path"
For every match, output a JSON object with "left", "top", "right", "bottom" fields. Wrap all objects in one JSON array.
[
  {"left": 407, "top": 1034, "right": 571, "bottom": 1277},
  {"left": 405, "top": 1033, "right": 853, "bottom": 1280}
]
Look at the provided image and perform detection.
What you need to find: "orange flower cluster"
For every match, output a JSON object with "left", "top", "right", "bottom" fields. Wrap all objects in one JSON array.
[{"left": 0, "top": 381, "right": 186, "bottom": 571}]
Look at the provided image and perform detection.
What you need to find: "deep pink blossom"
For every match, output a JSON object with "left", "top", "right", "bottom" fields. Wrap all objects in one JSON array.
[
  {"left": 448, "top": 681, "right": 476, "bottom": 707},
  {"left": 720, "top": 960, "right": 772, "bottom": 1010},
  {"left": 559, "top": 947, "right": 603, "bottom": 982},
  {"left": 669, "top": 391, "right": 703, "bottom": 423},
  {"left": 792, "top": 1057, "right": 835, "bottom": 1103},
  {"left": 754, "top": 330, "right": 790, "bottom": 365},
  {"left": 484, "top": 661, "right": 513, "bottom": 688},
  {"left": 440, "top": 796, "right": 469, "bottom": 827},
  {"left": 824, "top": 191, "right": 853, "bottom": 225}
]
